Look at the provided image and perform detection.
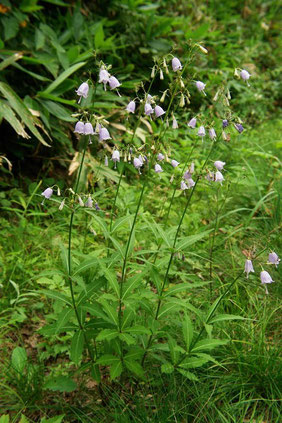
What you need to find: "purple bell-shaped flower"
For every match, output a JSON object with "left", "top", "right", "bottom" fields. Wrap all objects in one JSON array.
[
  {"left": 145, "top": 103, "right": 154, "bottom": 116},
  {"left": 154, "top": 164, "right": 163, "bottom": 173},
  {"left": 99, "top": 127, "right": 111, "bottom": 141},
  {"left": 195, "top": 81, "right": 206, "bottom": 92},
  {"left": 214, "top": 161, "right": 226, "bottom": 171},
  {"left": 41, "top": 187, "right": 53, "bottom": 199},
  {"left": 112, "top": 150, "right": 120, "bottom": 169},
  {"left": 209, "top": 128, "right": 216, "bottom": 140},
  {"left": 109, "top": 76, "right": 121, "bottom": 90},
  {"left": 74, "top": 121, "right": 85, "bottom": 134},
  {"left": 155, "top": 105, "right": 165, "bottom": 118},
  {"left": 215, "top": 171, "right": 224, "bottom": 185},
  {"left": 171, "top": 159, "right": 179, "bottom": 168},
  {"left": 172, "top": 57, "right": 182, "bottom": 72},
  {"left": 157, "top": 153, "right": 165, "bottom": 161},
  {"left": 126, "top": 101, "right": 136, "bottom": 113},
  {"left": 244, "top": 259, "right": 254, "bottom": 278},
  {"left": 76, "top": 82, "right": 89, "bottom": 103},
  {"left": 188, "top": 117, "right": 197, "bottom": 128},
  {"left": 268, "top": 252, "right": 280, "bottom": 268}
]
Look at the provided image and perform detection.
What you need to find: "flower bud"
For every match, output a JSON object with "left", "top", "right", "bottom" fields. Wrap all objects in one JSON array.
[
  {"left": 222, "top": 119, "right": 228, "bottom": 128},
  {"left": 105, "top": 156, "right": 108, "bottom": 167},
  {"left": 59, "top": 199, "right": 65, "bottom": 211},
  {"left": 172, "top": 116, "right": 178, "bottom": 129},
  {"left": 160, "top": 90, "right": 167, "bottom": 103},
  {"left": 179, "top": 93, "right": 185, "bottom": 107},
  {"left": 159, "top": 69, "right": 164, "bottom": 80},
  {"left": 235, "top": 123, "right": 244, "bottom": 133},
  {"left": 151, "top": 66, "right": 156, "bottom": 78},
  {"left": 78, "top": 196, "right": 84, "bottom": 207}
]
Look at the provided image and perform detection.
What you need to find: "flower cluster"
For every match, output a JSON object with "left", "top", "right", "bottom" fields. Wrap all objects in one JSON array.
[{"left": 244, "top": 252, "right": 280, "bottom": 294}]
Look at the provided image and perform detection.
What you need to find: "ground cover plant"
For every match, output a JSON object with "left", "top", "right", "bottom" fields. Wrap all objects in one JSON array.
[{"left": 0, "top": 1, "right": 281, "bottom": 422}]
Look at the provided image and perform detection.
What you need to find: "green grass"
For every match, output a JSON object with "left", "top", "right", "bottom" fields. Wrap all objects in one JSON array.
[{"left": 0, "top": 119, "right": 281, "bottom": 422}]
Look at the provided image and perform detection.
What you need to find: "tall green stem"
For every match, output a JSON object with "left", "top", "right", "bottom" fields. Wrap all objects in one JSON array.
[{"left": 142, "top": 141, "right": 216, "bottom": 365}]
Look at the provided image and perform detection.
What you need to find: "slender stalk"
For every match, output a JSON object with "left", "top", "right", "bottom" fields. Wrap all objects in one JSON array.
[
  {"left": 67, "top": 136, "right": 96, "bottom": 363},
  {"left": 209, "top": 186, "right": 220, "bottom": 282},
  {"left": 142, "top": 141, "right": 216, "bottom": 365}
]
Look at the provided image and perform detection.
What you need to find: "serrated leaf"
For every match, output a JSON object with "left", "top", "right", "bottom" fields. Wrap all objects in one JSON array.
[
  {"left": 70, "top": 330, "right": 84, "bottom": 364},
  {"left": 122, "top": 272, "right": 145, "bottom": 300},
  {"left": 44, "top": 376, "right": 76, "bottom": 392},
  {"left": 209, "top": 314, "right": 246, "bottom": 324},
  {"left": 119, "top": 333, "right": 135, "bottom": 345},
  {"left": 56, "top": 307, "right": 74, "bottom": 334},
  {"left": 125, "top": 325, "right": 150, "bottom": 335},
  {"left": 161, "top": 363, "right": 174, "bottom": 374},
  {"left": 179, "top": 355, "right": 210, "bottom": 369},
  {"left": 81, "top": 302, "right": 111, "bottom": 323},
  {"left": 100, "top": 299, "right": 118, "bottom": 326},
  {"left": 11, "top": 347, "right": 27, "bottom": 373},
  {"left": 177, "top": 368, "right": 199, "bottom": 381},
  {"left": 97, "top": 354, "right": 120, "bottom": 365},
  {"left": 124, "top": 359, "right": 144, "bottom": 377},
  {"left": 41, "top": 290, "right": 72, "bottom": 306},
  {"left": 96, "top": 329, "right": 119, "bottom": 342},
  {"left": 191, "top": 339, "right": 229, "bottom": 353},
  {"left": 110, "top": 359, "right": 122, "bottom": 380}
]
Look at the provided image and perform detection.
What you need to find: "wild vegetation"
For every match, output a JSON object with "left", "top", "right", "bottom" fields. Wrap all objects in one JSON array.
[{"left": 0, "top": 1, "right": 281, "bottom": 422}]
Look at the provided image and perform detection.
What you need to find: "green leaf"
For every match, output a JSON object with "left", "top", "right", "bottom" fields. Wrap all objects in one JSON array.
[
  {"left": 43, "top": 62, "right": 86, "bottom": 94},
  {"left": 19, "top": 415, "right": 29, "bottom": 423},
  {"left": 91, "top": 364, "right": 101, "bottom": 383},
  {"left": 44, "top": 376, "right": 76, "bottom": 392},
  {"left": 72, "top": 256, "right": 98, "bottom": 276},
  {"left": 2, "top": 17, "right": 19, "bottom": 40},
  {"left": 97, "top": 354, "right": 121, "bottom": 365},
  {"left": 177, "top": 368, "right": 199, "bottom": 381},
  {"left": 122, "top": 272, "right": 145, "bottom": 300},
  {"left": 191, "top": 339, "right": 229, "bottom": 353},
  {"left": 103, "top": 268, "right": 120, "bottom": 298},
  {"left": 41, "top": 416, "right": 64, "bottom": 423},
  {"left": 111, "top": 215, "right": 134, "bottom": 233},
  {"left": 124, "top": 359, "right": 144, "bottom": 377},
  {"left": 179, "top": 355, "right": 211, "bottom": 369},
  {"left": 161, "top": 363, "right": 174, "bottom": 374},
  {"left": 121, "top": 308, "right": 134, "bottom": 330},
  {"left": 110, "top": 359, "right": 123, "bottom": 380},
  {"left": 175, "top": 230, "right": 211, "bottom": 252},
  {"left": 0, "top": 82, "right": 50, "bottom": 146},
  {"left": 164, "top": 281, "right": 210, "bottom": 297},
  {"left": 100, "top": 299, "right": 119, "bottom": 326},
  {"left": 70, "top": 330, "right": 85, "bottom": 364},
  {"left": 41, "top": 100, "right": 75, "bottom": 122},
  {"left": 56, "top": 307, "right": 74, "bottom": 334},
  {"left": 125, "top": 325, "right": 150, "bottom": 335},
  {"left": 0, "top": 416, "right": 10, "bottom": 423},
  {"left": 0, "top": 52, "right": 23, "bottom": 71},
  {"left": 182, "top": 314, "right": 194, "bottom": 350},
  {"left": 119, "top": 333, "right": 135, "bottom": 345},
  {"left": 96, "top": 329, "right": 119, "bottom": 342},
  {"left": 11, "top": 347, "right": 28, "bottom": 373},
  {"left": 209, "top": 314, "right": 246, "bottom": 324},
  {"left": 41, "top": 290, "right": 72, "bottom": 306},
  {"left": 81, "top": 302, "right": 111, "bottom": 323},
  {"left": 0, "top": 101, "right": 29, "bottom": 138}
]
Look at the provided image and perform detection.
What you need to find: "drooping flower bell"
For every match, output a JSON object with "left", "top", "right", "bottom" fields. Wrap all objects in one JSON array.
[
  {"left": 95, "top": 202, "right": 100, "bottom": 211},
  {"left": 198, "top": 126, "right": 205, "bottom": 142},
  {"left": 154, "top": 164, "right": 163, "bottom": 173},
  {"left": 171, "top": 159, "right": 179, "bottom": 168},
  {"left": 172, "top": 57, "right": 182, "bottom": 72},
  {"left": 41, "top": 187, "right": 53, "bottom": 200},
  {"left": 112, "top": 150, "right": 120, "bottom": 168},
  {"left": 84, "top": 122, "right": 94, "bottom": 135},
  {"left": 85, "top": 196, "right": 93, "bottom": 208},
  {"left": 155, "top": 105, "right": 165, "bottom": 118},
  {"left": 244, "top": 259, "right": 254, "bottom": 278},
  {"left": 76, "top": 82, "right": 89, "bottom": 103},
  {"left": 209, "top": 128, "right": 216, "bottom": 140},
  {"left": 99, "top": 127, "right": 111, "bottom": 141},
  {"left": 235, "top": 123, "right": 244, "bottom": 133},
  {"left": 188, "top": 117, "right": 197, "bottom": 128},
  {"left": 59, "top": 199, "right": 65, "bottom": 211},
  {"left": 222, "top": 119, "right": 229, "bottom": 128},
  {"left": 240, "top": 69, "right": 251, "bottom": 81},
  {"left": 206, "top": 171, "right": 215, "bottom": 182},
  {"left": 133, "top": 157, "right": 143, "bottom": 174},
  {"left": 214, "top": 161, "right": 226, "bottom": 171},
  {"left": 109, "top": 76, "right": 121, "bottom": 90},
  {"left": 126, "top": 100, "right": 136, "bottom": 113},
  {"left": 268, "top": 252, "right": 280, "bottom": 268},
  {"left": 215, "top": 171, "right": 224, "bottom": 185},
  {"left": 78, "top": 196, "right": 84, "bottom": 207},
  {"left": 172, "top": 116, "right": 178, "bottom": 129},
  {"left": 195, "top": 81, "right": 206, "bottom": 93},
  {"left": 186, "top": 178, "right": 195, "bottom": 189},
  {"left": 74, "top": 121, "right": 85, "bottom": 134},
  {"left": 260, "top": 270, "right": 274, "bottom": 294},
  {"left": 157, "top": 153, "right": 165, "bottom": 161},
  {"left": 99, "top": 67, "right": 110, "bottom": 89},
  {"left": 145, "top": 103, "right": 154, "bottom": 116},
  {"left": 181, "top": 180, "right": 188, "bottom": 190}
]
